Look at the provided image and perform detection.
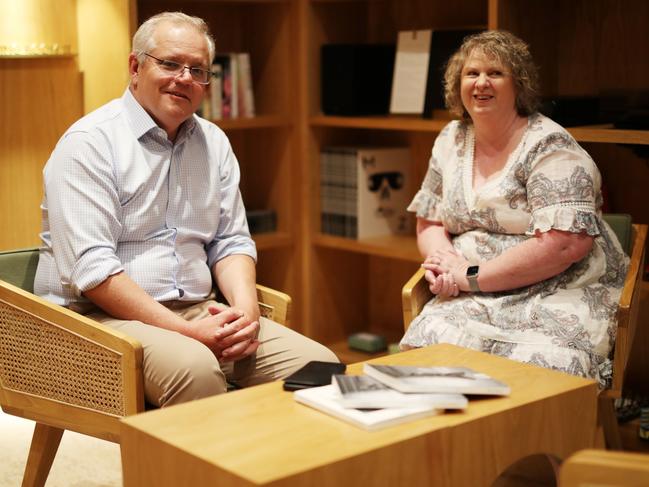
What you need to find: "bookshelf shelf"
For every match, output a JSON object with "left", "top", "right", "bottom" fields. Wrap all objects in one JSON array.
[
  {"left": 311, "top": 119, "right": 649, "bottom": 144},
  {"left": 313, "top": 233, "right": 421, "bottom": 262},
  {"left": 215, "top": 115, "right": 292, "bottom": 130},
  {"left": 567, "top": 125, "right": 649, "bottom": 146},
  {"left": 0, "top": 54, "right": 76, "bottom": 60},
  {"left": 253, "top": 231, "right": 294, "bottom": 250},
  {"left": 310, "top": 114, "right": 451, "bottom": 132}
]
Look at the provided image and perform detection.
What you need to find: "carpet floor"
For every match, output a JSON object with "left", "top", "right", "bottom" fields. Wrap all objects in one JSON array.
[{"left": 0, "top": 409, "right": 121, "bottom": 487}]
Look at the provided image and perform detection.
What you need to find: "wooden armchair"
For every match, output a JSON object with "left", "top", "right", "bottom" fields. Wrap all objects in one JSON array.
[
  {"left": 0, "top": 247, "right": 292, "bottom": 487},
  {"left": 401, "top": 216, "right": 648, "bottom": 449}
]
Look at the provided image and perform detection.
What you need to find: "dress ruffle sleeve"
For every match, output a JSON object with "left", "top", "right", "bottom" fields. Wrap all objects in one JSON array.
[
  {"left": 525, "top": 134, "right": 603, "bottom": 237},
  {"left": 407, "top": 124, "right": 453, "bottom": 221},
  {"left": 407, "top": 183, "right": 443, "bottom": 221},
  {"left": 528, "top": 206, "right": 601, "bottom": 236}
]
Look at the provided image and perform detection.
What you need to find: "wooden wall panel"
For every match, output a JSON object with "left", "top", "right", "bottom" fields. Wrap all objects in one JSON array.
[
  {"left": 495, "top": 0, "right": 649, "bottom": 97},
  {"left": 0, "top": 0, "right": 78, "bottom": 54},
  {"left": 0, "top": 58, "right": 83, "bottom": 250},
  {"left": 77, "top": 0, "right": 134, "bottom": 112}
]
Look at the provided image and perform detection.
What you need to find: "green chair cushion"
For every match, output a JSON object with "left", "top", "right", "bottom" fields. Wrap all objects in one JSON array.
[
  {"left": 0, "top": 247, "right": 39, "bottom": 293},
  {"left": 603, "top": 213, "right": 632, "bottom": 255}
]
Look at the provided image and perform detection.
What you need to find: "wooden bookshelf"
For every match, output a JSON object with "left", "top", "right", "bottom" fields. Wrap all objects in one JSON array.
[
  {"left": 298, "top": 0, "right": 649, "bottom": 349},
  {"left": 313, "top": 234, "right": 420, "bottom": 262},
  {"left": 216, "top": 115, "right": 293, "bottom": 131},
  {"left": 310, "top": 114, "right": 451, "bottom": 132},
  {"left": 135, "top": 0, "right": 304, "bottom": 323},
  {"left": 9, "top": 0, "right": 645, "bottom": 351},
  {"left": 253, "top": 232, "right": 294, "bottom": 251},
  {"left": 567, "top": 125, "right": 649, "bottom": 146}
]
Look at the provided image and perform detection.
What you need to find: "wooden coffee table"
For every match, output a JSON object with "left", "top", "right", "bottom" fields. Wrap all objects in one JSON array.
[{"left": 120, "top": 344, "right": 601, "bottom": 486}]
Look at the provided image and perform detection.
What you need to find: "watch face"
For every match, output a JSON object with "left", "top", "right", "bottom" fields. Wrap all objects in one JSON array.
[{"left": 467, "top": 265, "right": 479, "bottom": 277}]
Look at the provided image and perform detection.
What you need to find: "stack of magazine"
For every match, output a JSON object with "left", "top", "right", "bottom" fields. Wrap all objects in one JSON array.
[{"left": 294, "top": 364, "right": 510, "bottom": 431}]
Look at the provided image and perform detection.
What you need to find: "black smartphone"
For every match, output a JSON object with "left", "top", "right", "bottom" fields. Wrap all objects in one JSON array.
[{"left": 282, "top": 361, "right": 347, "bottom": 391}]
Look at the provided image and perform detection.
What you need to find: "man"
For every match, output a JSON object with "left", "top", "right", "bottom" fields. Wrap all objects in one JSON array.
[{"left": 35, "top": 11, "right": 337, "bottom": 407}]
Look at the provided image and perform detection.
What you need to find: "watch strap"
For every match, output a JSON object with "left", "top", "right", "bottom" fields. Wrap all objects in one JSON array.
[{"left": 466, "top": 265, "right": 480, "bottom": 292}]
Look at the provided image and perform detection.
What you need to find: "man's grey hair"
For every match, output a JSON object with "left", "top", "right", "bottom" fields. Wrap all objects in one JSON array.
[{"left": 132, "top": 11, "right": 215, "bottom": 65}]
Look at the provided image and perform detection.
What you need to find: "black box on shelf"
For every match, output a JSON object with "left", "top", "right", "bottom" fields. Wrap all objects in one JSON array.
[
  {"left": 539, "top": 96, "right": 602, "bottom": 127},
  {"left": 246, "top": 209, "right": 277, "bottom": 235},
  {"left": 321, "top": 44, "right": 395, "bottom": 116},
  {"left": 422, "top": 28, "right": 481, "bottom": 118}
]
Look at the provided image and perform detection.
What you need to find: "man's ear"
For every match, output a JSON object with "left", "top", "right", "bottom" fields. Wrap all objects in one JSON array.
[{"left": 128, "top": 52, "right": 140, "bottom": 86}]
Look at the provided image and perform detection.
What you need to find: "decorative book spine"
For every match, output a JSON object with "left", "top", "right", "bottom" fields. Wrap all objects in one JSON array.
[
  {"left": 210, "top": 63, "right": 222, "bottom": 120},
  {"left": 237, "top": 52, "right": 255, "bottom": 118},
  {"left": 213, "top": 54, "right": 232, "bottom": 119}
]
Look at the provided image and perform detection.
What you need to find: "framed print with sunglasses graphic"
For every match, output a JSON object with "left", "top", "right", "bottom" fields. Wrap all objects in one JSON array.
[{"left": 320, "top": 146, "right": 413, "bottom": 239}]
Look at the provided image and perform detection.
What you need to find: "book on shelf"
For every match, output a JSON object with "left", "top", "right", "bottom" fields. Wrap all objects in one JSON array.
[
  {"left": 236, "top": 52, "right": 255, "bottom": 118},
  {"left": 320, "top": 146, "right": 413, "bottom": 239},
  {"left": 332, "top": 374, "right": 468, "bottom": 410},
  {"left": 209, "top": 63, "right": 223, "bottom": 120},
  {"left": 363, "top": 364, "right": 511, "bottom": 396},
  {"left": 211, "top": 52, "right": 255, "bottom": 120},
  {"left": 294, "top": 384, "right": 442, "bottom": 431}
]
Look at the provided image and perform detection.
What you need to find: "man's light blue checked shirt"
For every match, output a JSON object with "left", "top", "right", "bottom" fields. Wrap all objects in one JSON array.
[{"left": 35, "top": 89, "right": 256, "bottom": 306}]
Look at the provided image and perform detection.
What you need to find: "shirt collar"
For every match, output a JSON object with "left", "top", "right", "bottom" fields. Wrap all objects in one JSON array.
[
  {"left": 122, "top": 88, "right": 198, "bottom": 143},
  {"left": 122, "top": 88, "right": 158, "bottom": 139}
]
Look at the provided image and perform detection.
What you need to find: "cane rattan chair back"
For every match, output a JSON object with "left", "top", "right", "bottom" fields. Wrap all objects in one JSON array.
[
  {"left": 0, "top": 247, "right": 292, "bottom": 486},
  {"left": 401, "top": 215, "right": 648, "bottom": 449}
]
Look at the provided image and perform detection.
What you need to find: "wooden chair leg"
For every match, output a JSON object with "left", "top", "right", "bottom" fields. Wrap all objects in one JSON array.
[
  {"left": 21, "top": 423, "right": 64, "bottom": 487},
  {"left": 598, "top": 396, "right": 623, "bottom": 450}
]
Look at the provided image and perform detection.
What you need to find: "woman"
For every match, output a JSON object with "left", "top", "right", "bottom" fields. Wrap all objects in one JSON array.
[{"left": 400, "top": 30, "right": 628, "bottom": 388}]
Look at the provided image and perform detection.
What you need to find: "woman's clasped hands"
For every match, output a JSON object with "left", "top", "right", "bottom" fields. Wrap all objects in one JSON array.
[{"left": 422, "top": 249, "right": 471, "bottom": 297}]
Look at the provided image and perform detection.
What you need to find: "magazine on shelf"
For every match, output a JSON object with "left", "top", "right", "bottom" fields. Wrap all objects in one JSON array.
[
  {"left": 363, "top": 364, "right": 511, "bottom": 396},
  {"left": 332, "top": 374, "right": 468, "bottom": 410},
  {"left": 294, "top": 384, "right": 441, "bottom": 431}
]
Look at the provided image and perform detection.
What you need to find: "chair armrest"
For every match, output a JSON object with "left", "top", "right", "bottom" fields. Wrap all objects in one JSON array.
[
  {"left": 401, "top": 267, "right": 432, "bottom": 331},
  {"left": 605, "top": 223, "right": 648, "bottom": 398},
  {"left": 256, "top": 284, "right": 292, "bottom": 328},
  {"left": 0, "top": 279, "right": 144, "bottom": 438}
]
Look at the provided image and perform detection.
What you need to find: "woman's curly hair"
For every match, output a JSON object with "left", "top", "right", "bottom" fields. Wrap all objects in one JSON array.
[{"left": 444, "top": 30, "right": 540, "bottom": 121}]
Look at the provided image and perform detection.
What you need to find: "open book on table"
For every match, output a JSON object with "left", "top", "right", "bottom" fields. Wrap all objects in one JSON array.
[
  {"left": 294, "top": 384, "right": 442, "bottom": 431},
  {"left": 332, "top": 374, "right": 468, "bottom": 410},
  {"left": 363, "top": 364, "right": 511, "bottom": 396}
]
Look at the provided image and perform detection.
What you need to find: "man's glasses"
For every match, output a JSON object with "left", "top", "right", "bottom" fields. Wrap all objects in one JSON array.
[{"left": 143, "top": 53, "right": 213, "bottom": 85}]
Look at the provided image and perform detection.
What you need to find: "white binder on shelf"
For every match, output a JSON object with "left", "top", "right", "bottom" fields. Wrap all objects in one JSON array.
[{"left": 389, "top": 29, "right": 432, "bottom": 115}]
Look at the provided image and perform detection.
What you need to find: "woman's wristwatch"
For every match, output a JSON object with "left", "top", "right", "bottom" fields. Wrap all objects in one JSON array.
[{"left": 466, "top": 265, "right": 480, "bottom": 292}]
